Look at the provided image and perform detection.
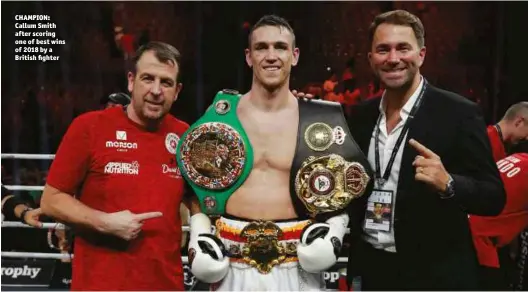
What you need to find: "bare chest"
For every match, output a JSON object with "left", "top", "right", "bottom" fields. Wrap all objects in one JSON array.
[{"left": 239, "top": 113, "right": 298, "bottom": 171}]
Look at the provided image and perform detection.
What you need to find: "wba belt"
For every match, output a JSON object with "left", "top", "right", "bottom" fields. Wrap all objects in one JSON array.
[
  {"left": 290, "top": 99, "right": 374, "bottom": 220},
  {"left": 176, "top": 89, "right": 253, "bottom": 215}
]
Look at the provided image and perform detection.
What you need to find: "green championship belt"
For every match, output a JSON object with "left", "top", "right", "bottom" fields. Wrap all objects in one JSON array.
[{"left": 176, "top": 89, "right": 253, "bottom": 215}]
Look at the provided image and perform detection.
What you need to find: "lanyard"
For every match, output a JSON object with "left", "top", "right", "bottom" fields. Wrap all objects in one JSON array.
[{"left": 374, "top": 81, "right": 427, "bottom": 187}]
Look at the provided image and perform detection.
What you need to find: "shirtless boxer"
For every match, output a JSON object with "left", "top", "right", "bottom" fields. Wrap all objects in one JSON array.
[{"left": 177, "top": 15, "right": 373, "bottom": 291}]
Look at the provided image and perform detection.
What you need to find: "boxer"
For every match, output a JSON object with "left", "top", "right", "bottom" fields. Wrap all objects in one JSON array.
[{"left": 177, "top": 15, "right": 373, "bottom": 291}]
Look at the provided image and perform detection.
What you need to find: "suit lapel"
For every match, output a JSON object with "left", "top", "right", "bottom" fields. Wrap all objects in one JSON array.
[{"left": 358, "top": 100, "right": 381, "bottom": 154}]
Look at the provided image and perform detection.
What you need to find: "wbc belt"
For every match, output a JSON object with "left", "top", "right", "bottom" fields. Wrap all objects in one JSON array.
[
  {"left": 291, "top": 99, "right": 374, "bottom": 220},
  {"left": 176, "top": 89, "right": 253, "bottom": 215}
]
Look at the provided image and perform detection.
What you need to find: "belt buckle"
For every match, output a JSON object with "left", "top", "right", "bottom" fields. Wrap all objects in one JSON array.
[{"left": 240, "top": 221, "right": 285, "bottom": 274}]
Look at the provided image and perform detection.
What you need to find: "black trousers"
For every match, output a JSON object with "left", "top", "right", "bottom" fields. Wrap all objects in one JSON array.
[
  {"left": 478, "top": 265, "right": 509, "bottom": 291},
  {"left": 351, "top": 240, "right": 479, "bottom": 291},
  {"left": 353, "top": 241, "right": 417, "bottom": 291}
]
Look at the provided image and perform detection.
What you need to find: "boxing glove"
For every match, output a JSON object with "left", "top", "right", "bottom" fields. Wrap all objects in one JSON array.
[
  {"left": 188, "top": 213, "right": 229, "bottom": 283},
  {"left": 297, "top": 213, "right": 349, "bottom": 273}
]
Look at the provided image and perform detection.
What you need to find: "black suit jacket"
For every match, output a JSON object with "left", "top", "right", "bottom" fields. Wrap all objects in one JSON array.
[{"left": 345, "top": 84, "right": 506, "bottom": 290}]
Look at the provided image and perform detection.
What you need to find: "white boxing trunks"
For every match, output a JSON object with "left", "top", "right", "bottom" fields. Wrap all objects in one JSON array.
[{"left": 211, "top": 215, "right": 325, "bottom": 291}]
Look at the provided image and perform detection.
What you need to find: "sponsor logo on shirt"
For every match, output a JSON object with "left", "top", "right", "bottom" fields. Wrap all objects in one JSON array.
[
  {"left": 165, "top": 133, "right": 180, "bottom": 155},
  {"left": 162, "top": 164, "right": 180, "bottom": 175},
  {"left": 104, "top": 161, "right": 140, "bottom": 175},
  {"left": 106, "top": 130, "right": 138, "bottom": 151},
  {"left": 162, "top": 164, "right": 181, "bottom": 178},
  {"left": 116, "top": 130, "right": 127, "bottom": 140}
]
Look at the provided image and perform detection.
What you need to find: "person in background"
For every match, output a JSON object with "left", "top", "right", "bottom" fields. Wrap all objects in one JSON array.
[
  {"left": 100, "top": 92, "right": 131, "bottom": 109},
  {"left": 1, "top": 185, "right": 43, "bottom": 227},
  {"left": 487, "top": 101, "right": 528, "bottom": 161},
  {"left": 469, "top": 148, "right": 528, "bottom": 290}
]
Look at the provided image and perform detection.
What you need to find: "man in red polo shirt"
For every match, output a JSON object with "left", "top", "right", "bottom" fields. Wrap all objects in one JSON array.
[
  {"left": 470, "top": 102, "right": 528, "bottom": 290},
  {"left": 41, "top": 42, "right": 193, "bottom": 291},
  {"left": 487, "top": 102, "right": 528, "bottom": 161},
  {"left": 470, "top": 151, "right": 528, "bottom": 290}
]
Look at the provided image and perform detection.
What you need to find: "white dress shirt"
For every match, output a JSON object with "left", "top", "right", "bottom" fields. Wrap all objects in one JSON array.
[{"left": 362, "top": 77, "right": 425, "bottom": 252}]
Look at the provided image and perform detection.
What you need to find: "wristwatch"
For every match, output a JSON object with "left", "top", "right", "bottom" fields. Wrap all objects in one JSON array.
[
  {"left": 20, "top": 207, "right": 33, "bottom": 224},
  {"left": 439, "top": 175, "right": 455, "bottom": 199}
]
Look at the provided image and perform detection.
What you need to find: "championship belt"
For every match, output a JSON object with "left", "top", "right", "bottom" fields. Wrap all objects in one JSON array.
[
  {"left": 290, "top": 99, "right": 374, "bottom": 219},
  {"left": 176, "top": 89, "right": 253, "bottom": 215}
]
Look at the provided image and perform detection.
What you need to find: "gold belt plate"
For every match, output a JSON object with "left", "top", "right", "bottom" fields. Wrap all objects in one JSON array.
[{"left": 295, "top": 154, "right": 371, "bottom": 217}]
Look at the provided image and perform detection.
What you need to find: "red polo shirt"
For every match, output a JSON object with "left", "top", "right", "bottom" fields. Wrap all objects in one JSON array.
[
  {"left": 469, "top": 153, "right": 528, "bottom": 268},
  {"left": 47, "top": 107, "right": 188, "bottom": 290}
]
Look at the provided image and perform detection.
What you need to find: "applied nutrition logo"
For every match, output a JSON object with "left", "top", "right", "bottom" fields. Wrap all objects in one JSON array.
[{"left": 104, "top": 161, "right": 140, "bottom": 175}]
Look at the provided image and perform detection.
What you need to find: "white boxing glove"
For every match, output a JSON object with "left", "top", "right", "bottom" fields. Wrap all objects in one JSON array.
[
  {"left": 297, "top": 213, "right": 349, "bottom": 273},
  {"left": 188, "top": 213, "right": 229, "bottom": 283}
]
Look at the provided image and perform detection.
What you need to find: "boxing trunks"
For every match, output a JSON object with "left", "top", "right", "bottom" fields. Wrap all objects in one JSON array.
[{"left": 212, "top": 215, "right": 323, "bottom": 291}]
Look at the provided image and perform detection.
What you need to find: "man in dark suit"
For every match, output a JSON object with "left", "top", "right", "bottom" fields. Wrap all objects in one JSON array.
[{"left": 345, "top": 10, "right": 506, "bottom": 290}]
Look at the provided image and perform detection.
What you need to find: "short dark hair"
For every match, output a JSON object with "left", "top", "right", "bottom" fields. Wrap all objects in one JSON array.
[
  {"left": 131, "top": 41, "right": 182, "bottom": 81},
  {"left": 248, "top": 15, "right": 296, "bottom": 48},
  {"left": 503, "top": 101, "right": 528, "bottom": 122},
  {"left": 368, "top": 10, "right": 425, "bottom": 48}
]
